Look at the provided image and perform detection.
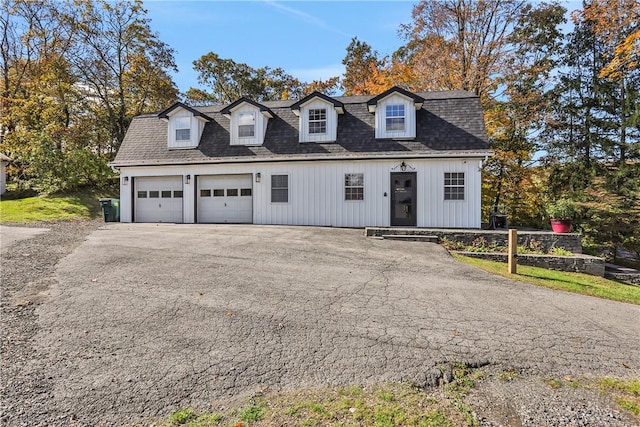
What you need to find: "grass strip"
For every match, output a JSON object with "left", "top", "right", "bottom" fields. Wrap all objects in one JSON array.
[
  {"left": 0, "top": 190, "right": 115, "bottom": 223},
  {"left": 453, "top": 254, "right": 640, "bottom": 305}
]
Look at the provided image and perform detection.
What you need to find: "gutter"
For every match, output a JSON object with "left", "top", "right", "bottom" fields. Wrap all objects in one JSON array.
[{"left": 110, "top": 151, "right": 495, "bottom": 169}]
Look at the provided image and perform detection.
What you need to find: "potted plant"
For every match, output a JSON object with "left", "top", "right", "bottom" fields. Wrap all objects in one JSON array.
[{"left": 546, "top": 199, "right": 575, "bottom": 233}]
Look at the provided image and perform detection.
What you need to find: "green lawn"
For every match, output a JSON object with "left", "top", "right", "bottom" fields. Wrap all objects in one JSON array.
[
  {"left": 0, "top": 190, "right": 116, "bottom": 223},
  {"left": 453, "top": 254, "right": 640, "bottom": 305}
]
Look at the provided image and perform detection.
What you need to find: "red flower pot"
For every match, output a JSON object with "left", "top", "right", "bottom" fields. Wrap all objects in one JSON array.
[{"left": 550, "top": 219, "right": 571, "bottom": 233}]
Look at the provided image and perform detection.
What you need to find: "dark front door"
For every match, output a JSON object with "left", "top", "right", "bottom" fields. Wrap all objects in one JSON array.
[{"left": 390, "top": 172, "right": 417, "bottom": 226}]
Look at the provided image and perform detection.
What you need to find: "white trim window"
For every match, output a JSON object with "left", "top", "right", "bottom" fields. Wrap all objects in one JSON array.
[
  {"left": 385, "top": 104, "right": 405, "bottom": 131},
  {"left": 308, "top": 108, "right": 327, "bottom": 134},
  {"left": 271, "top": 174, "right": 288, "bottom": 203},
  {"left": 444, "top": 172, "right": 465, "bottom": 200},
  {"left": 175, "top": 117, "right": 191, "bottom": 141},
  {"left": 345, "top": 173, "right": 364, "bottom": 201},
  {"left": 238, "top": 112, "right": 255, "bottom": 138}
]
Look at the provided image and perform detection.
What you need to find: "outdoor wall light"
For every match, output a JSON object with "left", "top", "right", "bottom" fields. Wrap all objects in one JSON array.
[
  {"left": 185, "top": 174, "right": 191, "bottom": 184},
  {"left": 400, "top": 161, "right": 407, "bottom": 171},
  {"left": 122, "top": 176, "right": 129, "bottom": 185},
  {"left": 255, "top": 172, "right": 261, "bottom": 183}
]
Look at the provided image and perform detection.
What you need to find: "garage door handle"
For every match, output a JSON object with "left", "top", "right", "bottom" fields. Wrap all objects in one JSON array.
[{"left": 159, "top": 203, "right": 162, "bottom": 208}]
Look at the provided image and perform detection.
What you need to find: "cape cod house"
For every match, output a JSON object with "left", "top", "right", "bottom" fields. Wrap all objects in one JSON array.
[{"left": 111, "top": 87, "right": 490, "bottom": 227}]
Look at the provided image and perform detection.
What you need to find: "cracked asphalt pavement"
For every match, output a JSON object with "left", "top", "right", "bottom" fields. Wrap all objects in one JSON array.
[{"left": 2, "top": 223, "right": 639, "bottom": 425}]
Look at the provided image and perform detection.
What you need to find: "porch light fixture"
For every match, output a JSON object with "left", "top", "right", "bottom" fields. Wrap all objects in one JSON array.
[
  {"left": 185, "top": 174, "right": 191, "bottom": 184},
  {"left": 255, "top": 172, "right": 261, "bottom": 183},
  {"left": 400, "top": 161, "right": 407, "bottom": 172},
  {"left": 122, "top": 176, "right": 129, "bottom": 185}
]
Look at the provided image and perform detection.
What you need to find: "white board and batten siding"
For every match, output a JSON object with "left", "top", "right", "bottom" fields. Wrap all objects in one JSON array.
[
  {"left": 299, "top": 99, "right": 338, "bottom": 143},
  {"left": 119, "top": 158, "right": 482, "bottom": 228}
]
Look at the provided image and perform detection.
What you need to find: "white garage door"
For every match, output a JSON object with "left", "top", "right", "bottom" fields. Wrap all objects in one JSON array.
[
  {"left": 197, "top": 174, "right": 253, "bottom": 223},
  {"left": 134, "top": 176, "right": 183, "bottom": 223}
]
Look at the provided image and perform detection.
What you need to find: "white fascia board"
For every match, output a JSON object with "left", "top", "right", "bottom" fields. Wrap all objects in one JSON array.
[{"left": 109, "top": 151, "right": 494, "bottom": 168}]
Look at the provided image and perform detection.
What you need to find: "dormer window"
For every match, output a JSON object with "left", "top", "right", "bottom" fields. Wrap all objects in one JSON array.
[
  {"left": 367, "top": 87, "right": 424, "bottom": 140},
  {"left": 221, "top": 97, "right": 273, "bottom": 146},
  {"left": 238, "top": 112, "right": 255, "bottom": 137},
  {"left": 158, "top": 102, "right": 212, "bottom": 150},
  {"left": 309, "top": 109, "right": 327, "bottom": 134},
  {"left": 385, "top": 104, "right": 405, "bottom": 132},
  {"left": 175, "top": 117, "right": 191, "bottom": 141},
  {"left": 291, "top": 92, "right": 344, "bottom": 143}
]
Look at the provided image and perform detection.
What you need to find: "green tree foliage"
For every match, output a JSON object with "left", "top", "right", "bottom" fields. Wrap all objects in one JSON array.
[
  {"left": 0, "top": 0, "right": 178, "bottom": 193},
  {"left": 482, "top": 2, "right": 566, "bottom": 226},
  {"left": 351, "top": 0, "right": 567, "bottom": 226},
  {"left": 187, "top": 52, "right": 339, "bottom": 104},
  {"left": 542, "top": 1, "right": 640, "bottom": 260}
]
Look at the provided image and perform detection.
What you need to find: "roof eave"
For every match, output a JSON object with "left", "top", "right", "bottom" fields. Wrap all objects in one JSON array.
[{"left": 109, "top": 150, "right": 493, "bottom": 169}]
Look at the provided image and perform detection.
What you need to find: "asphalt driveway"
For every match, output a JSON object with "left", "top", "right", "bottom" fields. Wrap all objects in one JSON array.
[{"left": 27, "top": 224, "right": 640, "bottom": 423}]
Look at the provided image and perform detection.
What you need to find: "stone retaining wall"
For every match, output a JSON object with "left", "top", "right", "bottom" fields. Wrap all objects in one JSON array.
[
  {"left": 455, "top": 251, "right": 605, "bottom": 277},
  {"left": 365, "top": 227, "right": 582, "bottom": 253}
]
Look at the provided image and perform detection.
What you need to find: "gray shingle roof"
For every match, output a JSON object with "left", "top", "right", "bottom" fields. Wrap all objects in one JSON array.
[{"left": 112, "top": 90, "right": 490, "bottom": 167}]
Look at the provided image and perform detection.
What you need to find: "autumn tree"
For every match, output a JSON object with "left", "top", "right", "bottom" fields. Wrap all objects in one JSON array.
[
  {"left": 483, "top": 1, "right": 567, "bottom": 225},
  {"left": 399, "top": 0, "right": 527, "bottom": 99},
  {"left": 367, "top": 0, "right": 567, "bottom": 225},
  {"left": 187, "top": 52, "right": 339, "bottom": 104},
  {"left": 66, "top": 0, "right": 178, "bottom": 152},
  {"left": 341, "top": 37, "right": 417, "bottom": 95},
  {"left": 578, "top": 0, "right": 640, "bottom": 79},
  {"left": 542, "top": 0, "right": 640, "bottom": 259},
  {"left": 0, "top": 0, "right": 178, "bottom": 193}
]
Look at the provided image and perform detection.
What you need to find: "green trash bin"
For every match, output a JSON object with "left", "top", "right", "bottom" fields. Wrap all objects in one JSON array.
[{"left": 99, "top": 198, "right": 120, "bottom": 222}]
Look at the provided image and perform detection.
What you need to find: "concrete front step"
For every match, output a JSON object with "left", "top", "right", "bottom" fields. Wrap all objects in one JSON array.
[{"left": 381, "top": 234, "right": 440, "bottom": 243}]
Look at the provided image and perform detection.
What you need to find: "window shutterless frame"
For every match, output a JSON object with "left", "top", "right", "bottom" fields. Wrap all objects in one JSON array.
[
  {"left": 385, "top": 104, "right": 405, "bottom": 131},
  {"left": 271, "top": 174, "right": 289, "bottom": 203},
  {"left": 308, "top": 108, "right": 327, "bottom": 134},
  {"left": 238, "top": 112, "right": 255, "bottom": 138},
  {"left": 444, "top": 172, "right": 465, "bottom": 200},
  {"left": 344, "top": 173, "right": 364, "bottom": 201},
  {"left": 175, "top": 117, "right": 191, "bottom": 141}
]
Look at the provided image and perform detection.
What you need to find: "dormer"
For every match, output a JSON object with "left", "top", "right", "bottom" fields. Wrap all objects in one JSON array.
[
  {"left": 158, "top": 102, "right": 212, "bottom": 149},
  {"left": 367, "top": 87, "right": 424, "bottom": 140},
  {"left": 290, "top": 92, "right": 344, "bottom": 143},
  {"left": 220, "top": 98, "right": 274, "bottom": 146}
]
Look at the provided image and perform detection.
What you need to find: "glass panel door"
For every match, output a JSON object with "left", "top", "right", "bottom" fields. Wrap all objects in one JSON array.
[{"left": 390, "top": 172, "right": 417, "bottom": 226}]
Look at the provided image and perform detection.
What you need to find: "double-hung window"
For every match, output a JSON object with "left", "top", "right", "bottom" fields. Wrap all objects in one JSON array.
[
  {"left": 308, "top": 108, "right": 327, "bottom": 134},
  {"left": 345, "top": 173, "right": 364, "bottom": 201},
  {"left": 444, "top": 172, "right": 465, "bottom": 200},
  {"left": 238, "top": 112, "right": 255, "bottom": 138},
  {"left": 385, "top": 104, "right": 405, "bottom": 131},
  {"left": 271, "top": 175, "right": 288, "bottom": 203},
  {"left": 175, "top": 117, "right": 191, "bottom": 141}
]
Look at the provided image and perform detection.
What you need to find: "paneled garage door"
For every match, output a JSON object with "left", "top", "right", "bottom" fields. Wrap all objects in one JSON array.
[
  {"left": 197, "top": 174, "right": 253, "bottom": 223},
  {"left": 134, "top": 176, "right": 183, "bottom": 223}
]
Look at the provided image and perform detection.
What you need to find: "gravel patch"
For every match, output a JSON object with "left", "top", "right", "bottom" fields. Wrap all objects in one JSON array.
[
  {"left": 0, "top": 220, "right": 102, "bottom": 426},
  {"left": 467, "top": 372, "right": 638, "bottom": 427}
]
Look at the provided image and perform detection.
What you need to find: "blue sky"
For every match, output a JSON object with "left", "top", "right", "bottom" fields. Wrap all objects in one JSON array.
[
  {"left": 144, "top": 0, "right": 582, "bottom": 95},
  {"left": 144, "top": 1, "right": 417, "bottom": 94}
]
